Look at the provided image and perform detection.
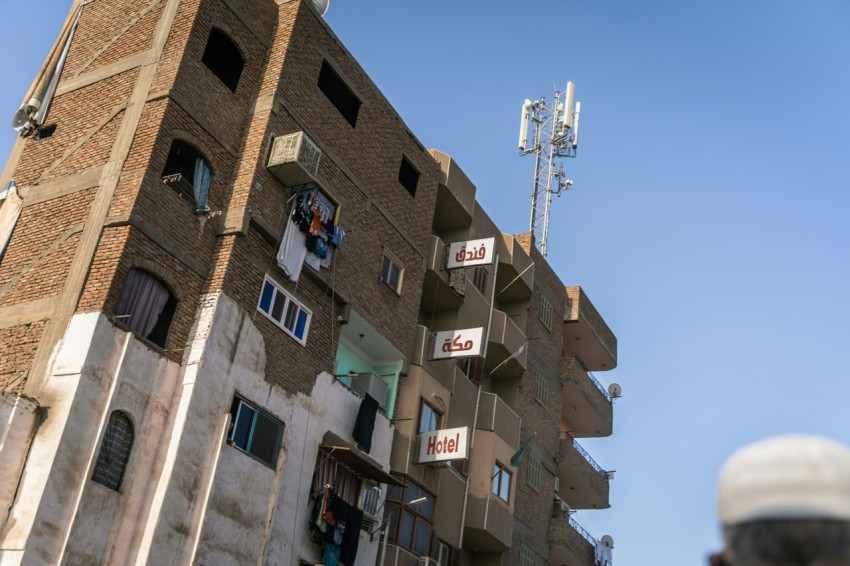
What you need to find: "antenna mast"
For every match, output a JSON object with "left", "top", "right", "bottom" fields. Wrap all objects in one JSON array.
[{"left": 518, "top": 82, "right": 581, "bottom": 257}]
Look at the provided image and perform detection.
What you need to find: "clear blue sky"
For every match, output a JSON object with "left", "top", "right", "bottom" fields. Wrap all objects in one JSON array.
[{"left": 3, "top": 1, "right": 850, "bottom": 564}]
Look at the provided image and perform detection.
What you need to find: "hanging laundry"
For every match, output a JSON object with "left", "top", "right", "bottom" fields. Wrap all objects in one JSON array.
[
  {"left": 330, "top": 226, "right": 345, "bottom": 249},
  {"left": 0, "top": 182, "right": 23, "bottom": 266},
  {"left": 277, "top": 218, "right": 308, "bottom": 282},
  {"left": 320, "top": 248, "right": 333, "bottom": 269},
  {"left": 352, "top": 394, "right": 379, "bottom": 453},
  {"left": 304, "top": 252, "right": 322, "bottom": 271},
  {"left": 322, "top": 543, "right": 341, "bottom": 566},
  {"left": 449, "top": 268, "right": 466, "bottom": 296}
]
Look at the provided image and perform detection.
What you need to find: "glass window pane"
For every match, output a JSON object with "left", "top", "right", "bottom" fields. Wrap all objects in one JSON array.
[
  {"left": 418, "top": 493, "right": 434, "bottom": 521},
  {"left": 386, "top": 502, "right": 400, "bottom": 542},
  {"left": 492, "top": 465, "right": 500, "bottom": 496},
  {"left": 387, "top": 482, "right": 402, "bottom": 503},
  {"left": 271, "top": 291, "right": 284, "bottom": 322},
  {"left": 283, "top": 301, "right": 298, "bottom": 331},
  {"left": 249, "top": 411, "right": 280, "bottom": 466},
  {"left": 231, "top": 402, "right": 254, "bottom": 450},
  {"left": 259, "top": 281, "right": 274, "bottom": 313},
  {"left": 295, "top": 309, "right": 308, "bottom": 338},
  {"left": 413, "top": 518, "right": 431, "bottom": 556},
  {"left": 499, "top": 470, "right": 510, "bottom": 501},
  {"left": 398, "top": 509, "right": 415, "bottom": 549},
  {"left": 381, "top": 256, "right": 391, "bottom": 282}
]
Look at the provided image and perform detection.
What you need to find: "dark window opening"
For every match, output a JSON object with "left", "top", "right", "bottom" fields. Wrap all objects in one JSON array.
[
  {"left": 470, "top": 266, "right": 487, "bottom": 294},
  {"left": 161, "top": 140, "right": 212, "bottom": 213},
  {"left": 115, "top": 269, "right": 177, "bottom": 348},
  {"left": 398, "top": 156, "right": 419, "bottom": 197},
  {"left": 228, "top": 396, "right": 284, "bottom": 468},
  {"left": 201, "top": 28, "right": 244, "bottom": 92},
  {"left": 317, "top": 60, "right": 361, "bottom": 127},
  {"left": 91, "top": 411, "right": 134, "bottom": 491}
]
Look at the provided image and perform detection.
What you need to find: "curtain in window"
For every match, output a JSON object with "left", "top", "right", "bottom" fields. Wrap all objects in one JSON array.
[
  {"left": 193, "top": 157, "right": 212, "bottom": 213},
  {"left": 0, "top": 182, "right": 23, "bottom": 266},
  {"left": 115, "top": 269, "right": 170, "bottom": 338},
  {"left": 91, "top": 411, "right": 134, "bottom": 491}
]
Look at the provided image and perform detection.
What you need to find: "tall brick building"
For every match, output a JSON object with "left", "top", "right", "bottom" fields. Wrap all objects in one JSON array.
[{"left": 0, "top": 1, "right": 619, "bottom": 565}]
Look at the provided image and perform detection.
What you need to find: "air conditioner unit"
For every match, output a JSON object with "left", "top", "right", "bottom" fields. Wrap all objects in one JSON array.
[
  {"left": 267, "top": 131, "right": 321, "bottom": 185},
  {"left": 419, "top": 557, "right": 440, "bottom": 566},
  {"left": 351, "top": 372, "right": 388, "bottom": 411}
]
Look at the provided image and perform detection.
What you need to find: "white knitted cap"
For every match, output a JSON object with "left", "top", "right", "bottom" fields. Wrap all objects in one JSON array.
[{"left": 717, "top": 435, "right": 850, "bottom": 526}]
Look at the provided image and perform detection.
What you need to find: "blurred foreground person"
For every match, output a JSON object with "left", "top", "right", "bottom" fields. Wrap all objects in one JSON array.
[{"left": 709, "top": 435, "right": 850, "bottom": 566}]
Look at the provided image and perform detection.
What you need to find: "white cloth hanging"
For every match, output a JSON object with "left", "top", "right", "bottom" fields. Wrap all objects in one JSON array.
[
  {"left": 0, "top": 182, "right": 23, "bottom": 265},
  {"left": 193, "top": 157, "right": 212, "bottom": 213},
  {"left": 276, "top": 218, "right": 307, "bottom": 282}
]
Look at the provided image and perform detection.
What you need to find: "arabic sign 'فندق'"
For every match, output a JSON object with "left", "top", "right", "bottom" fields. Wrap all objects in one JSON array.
[
  {"left": 446, "top": 237, "right": 495, "bottom": 269},
  {"left": 432, "top": 327, "right": 484, "bottom": 359}
]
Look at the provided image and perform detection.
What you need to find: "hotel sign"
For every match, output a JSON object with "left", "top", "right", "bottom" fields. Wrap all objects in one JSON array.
[
  {"left": 432, "top": 327, "right": 483, "bottom": 359},
  {"left": 417, "top": 427, "right": 469, "bottom": 464},
  {"left": 446, "top": 237, "right": 495, "bottom": 269}
]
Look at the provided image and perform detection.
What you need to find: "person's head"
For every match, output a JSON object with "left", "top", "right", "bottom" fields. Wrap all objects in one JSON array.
[{"left": 711, "top": 435, "right": 850, "bottom": 566}]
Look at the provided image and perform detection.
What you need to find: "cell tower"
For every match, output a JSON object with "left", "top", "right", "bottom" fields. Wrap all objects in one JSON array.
[{"left": 518, "top": 82, "right": 581, "bottom": 257}]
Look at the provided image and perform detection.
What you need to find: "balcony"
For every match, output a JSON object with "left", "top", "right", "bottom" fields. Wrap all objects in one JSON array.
[
  {"left": 495, "top": 234, "right": 534, "bottom": 304},
  {"left": 563, "top": 286, "right": 617, "bottom": 371},
  {"left": 485, "top": 309, "right": 527, "bottom": 379},
  {"left": 561, "top": 357, "right": 613, "bottom": 437},
  {"left": 548, "top": 514, "right": 596, "bottom": 566},
  {"left": 463, "top": 393, "right": 520, "bottom": 551},
  {"left": 429, "top": 149, "right": 476, "bottom": 232},
  {"left": 557, "top": 434, "right": 610, "bottom": 509},
  {"left": 422, "top": 235, "right": 464, "bottom": 312}
]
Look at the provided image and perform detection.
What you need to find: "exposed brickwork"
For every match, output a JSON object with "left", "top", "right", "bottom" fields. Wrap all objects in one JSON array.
[{"left": 0, "top": 322, "right": 46, "bottom": 394}]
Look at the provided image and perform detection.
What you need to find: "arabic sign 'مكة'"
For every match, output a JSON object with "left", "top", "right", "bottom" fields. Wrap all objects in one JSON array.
[
  {"left": 432, "top": 327, "right": 484, "bottom": 359},
  {"left": 446, "top": 237, "right": 495, "bottom": 269}
]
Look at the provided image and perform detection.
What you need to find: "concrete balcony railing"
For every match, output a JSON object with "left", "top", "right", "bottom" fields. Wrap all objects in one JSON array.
[
  {"left": 495, "top": 234, "right": 534, "bottom": 304},
  {"left": 485, "top": 309, "right": 527, "bottom": 379},
  {"left": 557, "top": 434, "right": 610, "bottom": 510},
  {"left": 429, "top": 149, "right": 476, "bottom": 233},
  {"left": 561, "top": 357, "right": 613, "bottom": 437},
  {"left": 548, "top": 514, "right": 596, "bottom": 566},
  {"left": 463, "top": 490, "right": 513, "bottom": 552},
  {"left": 563, "top": 286, "right": 617, "bottom": 371},
  {"left": 476, "top": 392, "right": 520, "bottom": 451},
  {"left": 422, "top": 235, "right": 464, "bottom": 312}
]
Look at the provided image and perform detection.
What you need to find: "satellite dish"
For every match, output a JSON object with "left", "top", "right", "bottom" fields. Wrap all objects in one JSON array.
[
  {"left": 12, "top": 106, "right": 31, "bottom": 131},
  {"left": 309, "top": 0, "right": 329, "bottom": 16},
  {"left": 601, "top": 535, "right": 614, "bottom": 548},
  {"left": 607, "top": 383, "right": 622, "bottom": 398}
]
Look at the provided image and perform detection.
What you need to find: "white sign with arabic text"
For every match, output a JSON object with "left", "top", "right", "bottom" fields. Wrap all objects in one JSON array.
[
  {"left": 432, "top": 327, "right": 484, "bottom": 359},
  {"left": 446, "top": 237, "right": 495, "bottom": 269}
]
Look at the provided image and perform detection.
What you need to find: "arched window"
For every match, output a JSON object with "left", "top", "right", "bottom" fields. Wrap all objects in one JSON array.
[
  {"left": 91, "top": 411, "right": 134, "bottom": 491},
  {"left": 201, "top": 28, "right": 244, "bottom": 92},
  {"left": 161, "top": 140, "right": 212, "bottom": 213},
  {"left": 115, "top": 268, "right": 177, "bottom": 348}
]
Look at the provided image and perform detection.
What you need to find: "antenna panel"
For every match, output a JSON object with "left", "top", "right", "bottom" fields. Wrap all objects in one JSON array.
[
  {"left": 518, "top": 99, "right": 532, "bottom": 150},
  {"left": 561, "top": 81, "right": 576, "bottom": 129}
]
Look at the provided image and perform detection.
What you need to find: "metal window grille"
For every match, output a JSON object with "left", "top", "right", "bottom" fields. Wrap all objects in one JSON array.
[
  {"left": 535, "top": 372, "right": 549, "bottom": 407},
  {"left": 91, "top": 411, "right": 134, "bottom": 491}
]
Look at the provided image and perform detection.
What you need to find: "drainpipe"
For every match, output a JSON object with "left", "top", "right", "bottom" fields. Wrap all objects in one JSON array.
[{"left": 457, "top": 253, "right": 499, "bottom": 548}]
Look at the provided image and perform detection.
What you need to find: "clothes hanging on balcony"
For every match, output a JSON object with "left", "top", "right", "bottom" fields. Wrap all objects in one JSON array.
[
  {"left": 277, "top": 217, "right": 307, "bottom": 282},
  {"left": 448, "top": 268, "right": 466, "bottom": 296},
  {"left": 322, "top": 543, "right": 341, "bottom": 566},
  {"left": 352, "top": 393, "right": 378, "bottom": 454},
  {"left": 0, "top": 182, "right": 22, "bottom": 266},
  {"left": 595, "top": 540, "right": 613, "bottom": 565}
]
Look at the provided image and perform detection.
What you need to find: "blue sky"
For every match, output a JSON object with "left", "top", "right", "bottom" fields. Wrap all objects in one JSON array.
[{"left": 3, "top": 1, "right": 850, "bottom": 564}]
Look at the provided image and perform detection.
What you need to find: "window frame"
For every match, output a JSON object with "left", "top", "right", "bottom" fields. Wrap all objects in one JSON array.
[
  {"left": 228, "top": 396, "right": 284, "bottom": 469},
  {"left": 491, "top": 461, "right": 512, "bottom": 503},
  {"left": 257, "top": 275, "right": 312, "bottom": 345},
  {"left": 380, "top": 254, "right": 404, "bottom": 294},
  {"left": 385, "top": 475, "right": 436, "bottom": 557},
  {"left": 417, "top": 399, "right": 442, "bottom": 435},
  {"left": 534, "top": 371, "right": 549, "bottom": 407},
  {"left": 526, "top": 454, "right": 541, "bottom": 492},
  {"left": 539, "top": 294, "right": 554, "bottom": 330}
]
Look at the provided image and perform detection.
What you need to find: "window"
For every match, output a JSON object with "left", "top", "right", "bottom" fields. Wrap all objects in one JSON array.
[
  {"left": 115, "top": 268, "right": 177, "bottom": 348},
  {"left": 534, "top": 372, "right": 549, "bottom": 407},
  {"left": 418, "top": 399, "right": 441, "bottom": 434},
  {"left": 539, "top": 295, "right": 554, "bottom": 330},
  {"left": 317, "top": 60, "right": 361, "bottom": 127},
  {"left": 161, "top": 140, "right": 213, "bottom": 213},
  {"left": 257, "top": 275, "right": 312, "bottom": 345},
  {"left": 470, "top": 266, "right": 487, "bottom": 294},
  {"left": 91, "top": 411, "right": 134, "bottom": 491},
  {"left": 520, "top": 544, "right": 537, "bottom": 566},
  {"left": 527, "top": 454, "right": 541, "bottom": 492},
  {"left": 491, "top": 462, "right": 511, "bottom": 503},
  {"left": 228, "top": 396, "right": 284, "bottom": 468},
  {"left": 201, "top": 28, "right": 244, "bottom": 92},
  {"left": 385, "top": 475, "right": 435, "bottom": 557},
  {"left": 380, "top": 255, "right": 403, "bottom": 294},
  {"left": 398, "top": 156, "right": 419, "bottom": 197},
  {"left": 457, "top": 356, "right": 485, "bottom": 384}
]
